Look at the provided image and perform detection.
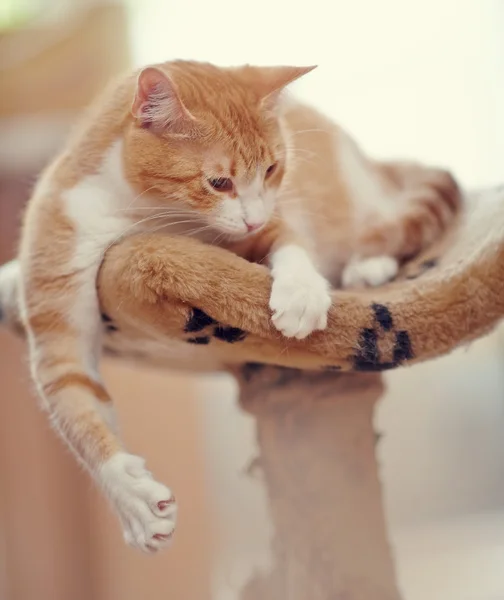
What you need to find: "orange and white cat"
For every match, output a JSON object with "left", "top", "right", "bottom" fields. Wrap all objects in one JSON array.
[{"left": 18, "top": 61, "right": 460, "bottom": 552}]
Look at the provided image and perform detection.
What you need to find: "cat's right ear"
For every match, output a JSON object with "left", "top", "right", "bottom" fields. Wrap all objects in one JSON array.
[{"left": 131, "top": 67, "right": 196, "bottom": 134}]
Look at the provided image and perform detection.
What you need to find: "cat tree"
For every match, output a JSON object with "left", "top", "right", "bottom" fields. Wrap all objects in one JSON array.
[{"left": 2, "top": 185, "right": 504, "bottom": 599}]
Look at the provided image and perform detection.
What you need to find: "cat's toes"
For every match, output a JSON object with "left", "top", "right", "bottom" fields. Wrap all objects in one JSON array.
[
  {"left": 342, "top": 256, "right": 398, "bottom": 289},
  {"left": 270, "top": 271, "right": 331, "bottom": 339},
  {"left": 99, "top": 453, "right": 177, "bottom": 553}
]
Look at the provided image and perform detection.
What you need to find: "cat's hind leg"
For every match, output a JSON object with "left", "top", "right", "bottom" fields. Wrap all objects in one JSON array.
[{"left": 342, "top": 165, "right": 460, "bottom": 289}]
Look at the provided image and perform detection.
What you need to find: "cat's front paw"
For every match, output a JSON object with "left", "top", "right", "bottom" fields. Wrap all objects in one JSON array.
[
  {"left": 99, "top": 453, "right": 177, "bottom": 554},
  {"left": 270, "top": 270, "right": 331, "bottom": 339},
  {"left": 342, "top": 256, "right": 398, "bottom": 289}
]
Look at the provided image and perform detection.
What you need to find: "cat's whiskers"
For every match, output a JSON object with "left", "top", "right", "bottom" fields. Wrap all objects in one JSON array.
[
  {"left": 100, "top": 212, "right": 201, "bottom": 257},
  {"left": 210, "top": 231, "right": 229, "bottom": 246},
  {"left": 118, "top": 209, "right": 199, "bottom": 222},
  {"left": 282, "top": 147, "right": 318, "bottom": 163},
  {"left": 257, "top": 249, "right": 275, "bottom": 265},
  {"left": 282, "top": 142, "right": 317, "bottom": 156},
  {"left": 119, "top": 191, "right": 195, "bottom": 215},
  {"left": 288, "top": 128, "right": 329, "bottom": 137},
  {"left": 118, "top": 207, "right": 194, "bottom": 213},
  {"left": 121, "top": 185, "right": 158, "bottom": 212},
  {"left": 143, "top": 221, "right": 215, "bottom": 239}
]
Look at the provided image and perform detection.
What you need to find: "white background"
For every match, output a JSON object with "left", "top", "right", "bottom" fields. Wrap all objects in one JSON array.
[{"left": 129, "top": 0, "right": 504, "bottom": 188}]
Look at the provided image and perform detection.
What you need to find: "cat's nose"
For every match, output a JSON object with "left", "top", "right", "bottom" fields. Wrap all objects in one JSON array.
[{"left": 245, "top": 221, "right": 263, "bottom": 232}]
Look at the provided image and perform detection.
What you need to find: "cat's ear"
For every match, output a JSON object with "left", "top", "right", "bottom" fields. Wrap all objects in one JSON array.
[
  {"left": 131, "top": 66, "right": 196, "bottom": 134},
  {"left": 255, "top": 65, "right": 317, "bottom": 110}
]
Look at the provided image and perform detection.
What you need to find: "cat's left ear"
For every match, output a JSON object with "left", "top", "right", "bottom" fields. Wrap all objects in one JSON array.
[
  {"left": 131, "top": 66, "right": 197, "bottom": 134},
  {"left": 256, "top": 65, "right": 317, "bottom": 110}
]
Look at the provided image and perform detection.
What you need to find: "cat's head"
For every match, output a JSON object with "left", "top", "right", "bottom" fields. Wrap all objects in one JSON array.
[{"left": 123, "top": 61, "right": 315, "bottom": 238}]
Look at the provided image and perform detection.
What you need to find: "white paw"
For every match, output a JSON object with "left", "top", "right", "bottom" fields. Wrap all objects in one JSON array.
[
  {"left": 99, "top": 453, "right": 177, "bottom": 553},
  {"left": 342, "top": 256, "right": 398, "bottom": 289},
  {"left": 270, "top": 270, "right": 331, "bottom": 339}
]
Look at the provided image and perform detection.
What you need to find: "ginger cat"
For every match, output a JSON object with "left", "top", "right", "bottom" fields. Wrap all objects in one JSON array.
[{"left": 18, "top": 60, "right": 460, "bottom": 552}]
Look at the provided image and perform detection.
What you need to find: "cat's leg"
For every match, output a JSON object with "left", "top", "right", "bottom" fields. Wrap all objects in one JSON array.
[
  {"left": 341, "top": 255, "right": 399, "bottom": 289},
  {"left": 341, "top": 202, "right": 403, "bottom": 289},
  {"left": 20, "top": 243, "right": 176, "bottom": 553},
  {"left": 261, "top": 224, "right": 331, "bottom": 339},
  {"left": 246, "top": 223, "right": 331, "bottom": 339},
  {"left": 342, "top": 166, "right": 460, "bottom": 289}
]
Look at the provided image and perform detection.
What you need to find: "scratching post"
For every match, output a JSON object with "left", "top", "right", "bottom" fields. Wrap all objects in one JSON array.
[{"left": 237, "top": 367, "right": 402, "bottom": 600}]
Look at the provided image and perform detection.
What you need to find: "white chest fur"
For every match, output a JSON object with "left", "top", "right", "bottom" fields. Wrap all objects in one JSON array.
[{"left": 64, "top": 139, "right": 135, "bottom": 270}]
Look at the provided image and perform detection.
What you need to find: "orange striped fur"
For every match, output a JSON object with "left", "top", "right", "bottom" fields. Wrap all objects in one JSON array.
[
  {"left": 43, "top": 373, "right": 111, "bottom": 403},
  {"left": 17, "top": 60, "right": 461, "bottom": 552}
]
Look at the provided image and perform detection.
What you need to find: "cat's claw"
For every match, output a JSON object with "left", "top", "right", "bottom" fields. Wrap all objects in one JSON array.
[
  {"left": 342, "top": 256, "right": 398, "bottom": 289},
  {"left": 99, "top": 453, "right": 177, "bottom": 553},
  {"left": 270, "top": 270, "right": 331, "bottom": 339}
]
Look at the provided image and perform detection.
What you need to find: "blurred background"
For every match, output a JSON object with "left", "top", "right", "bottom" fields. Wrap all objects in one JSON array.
[{"left": 0, "top": 1, "right": 503, "bottom": 599}]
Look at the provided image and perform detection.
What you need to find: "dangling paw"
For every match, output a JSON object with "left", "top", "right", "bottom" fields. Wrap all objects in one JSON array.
[
  {"left": 342, "top": 256, "right": 398, "bottom": 289},
  {"left": 99, "top": 453, "right": 177, "bottom": 553}
]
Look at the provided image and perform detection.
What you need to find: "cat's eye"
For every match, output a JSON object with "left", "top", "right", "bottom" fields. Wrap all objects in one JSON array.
[
  {"left": 209, "top": 177, "right": 233, "bottom": 192},
  {"left": 265, "top": 163, "right": 278, "bottom": 178}
]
